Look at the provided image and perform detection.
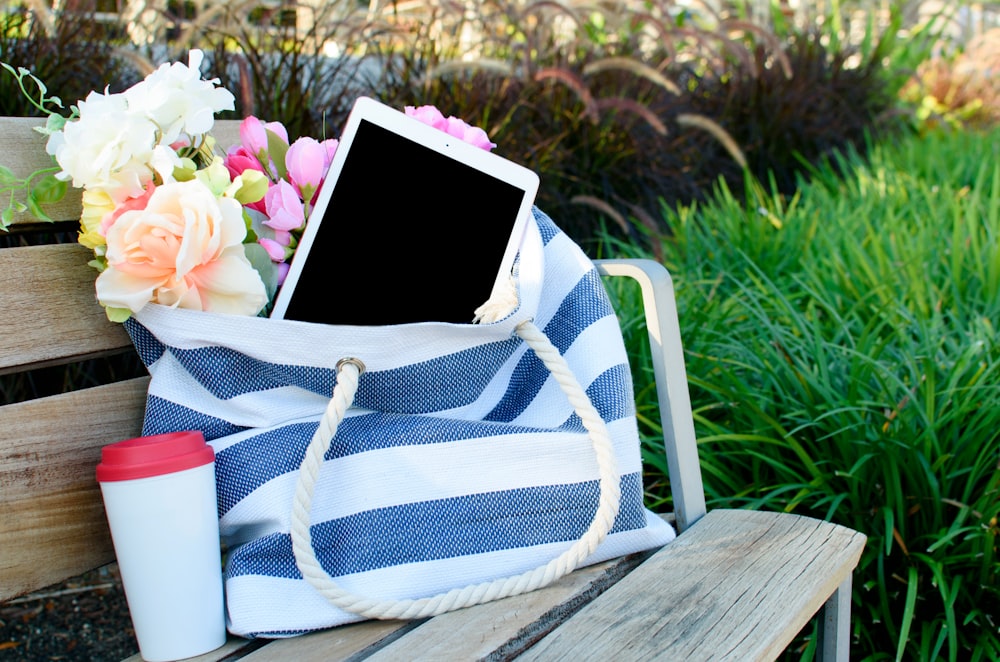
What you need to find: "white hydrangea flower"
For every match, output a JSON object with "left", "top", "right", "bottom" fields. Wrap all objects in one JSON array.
[
  {"left": 149, "top": 144, "right": 185, "bottom": 184},
  {"left": 45, "top": 90, "right": 158, "bottom": 202},
  {"left": 125, "top": 49, "right": 235, "bottom": 146}
]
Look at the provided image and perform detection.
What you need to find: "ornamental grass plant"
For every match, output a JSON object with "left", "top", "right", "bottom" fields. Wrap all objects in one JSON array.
[
  {"left": 0, "top": 8, "right": 143, "bottom": 118},
  {"left": 0, "top": 0, "right": 936, "bottom": 253},
  {"left": 149, "top": 0, "right": 920, "bottom": 251},
  {"left": 605, "top": 126, "right": 1000, "bottom": 660}
]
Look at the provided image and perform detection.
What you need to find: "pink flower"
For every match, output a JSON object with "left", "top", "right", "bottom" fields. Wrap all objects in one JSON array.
[
  {"left": 284, "top": 136, "right": 338, "bottom": 209},
  {"left": 238, "top": 116, "right": 290, "bottom": 183},
  {"left": 264, "top": 179, "right": 305, "bottom": 234},
  {"left": 405, "top": 105, "right": 448, "bottom": 131},
  {"left": 444, "top": 116, "right": 497, "bottom": 151},
  {"left": 258, "top": 236, "right": 287, "bottom": 261},
  {"left": 286, "top": 137, "right": 328, "bottom": 203},
  {"left": 324, "top": 138, "right": 338, "bottom": 165},
  {"left": 224, "top": 145, "right": 264, "bottom": 179},
  {"left": 239, "top": 116, "right": 288, "bottom": 160},
  {"left": 405, "top": 105, "right": 496, "bottom": 151},
  {"left": 223, "top": 145, "right": 267, "bottom": 212},
  {"left": 315, "top": 139, "right": 339, "bottom": 205},
  {"left": 276, "top": 261, "right": 290, "bottom": 285}
]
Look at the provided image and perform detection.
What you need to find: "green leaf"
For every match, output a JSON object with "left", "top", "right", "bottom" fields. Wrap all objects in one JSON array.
[
  {"left": 245, "top": 207, "right": 273, "bottom": 244},
  {"left": 232, "top": 169, "right": 268, "bottom": 205},
  {"left": 244, "top": 242, "right": 279, "bottom": 304},
  {"left": 104, "top": 306, "right": 132, "bottom": 323},
  {"left": 172, "top": 157, "right": 198, "bottom": 182},
  {"left": 265, "top": 128, "right": 289, "bottom": 181},
  {"left": 242, "top": 209, "right": 258, "bottom": 243},
  {"left": 768, "top": 0, "right": 790, "bottom": 37},
  {"left": 31, "top": 75, "right": 48, "bottom": 96},
  {"left": 193, "top": 158, "right": 232, "bottom": 194},
  {"left": 0, "top": 165, "right": 18, "bottom": 185},
  {"left": 895, "top": 566, "right": 919, "bottom": 661},
  {"left": 41, "top": 113, "right": 67, "bottom": 134},
  {"left": 26, "top": 195, "right": 54, "bottom": 223},
  {"left": 31, "top": 174, "right": 67, "bottom": 204}
]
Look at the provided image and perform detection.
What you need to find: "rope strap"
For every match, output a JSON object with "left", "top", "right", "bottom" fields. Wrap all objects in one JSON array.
[{"left": 290, "top": 320, "right": 621, "bottom": 620}]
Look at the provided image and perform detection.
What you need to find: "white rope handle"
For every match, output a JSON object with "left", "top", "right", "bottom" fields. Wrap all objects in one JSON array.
[{"left": 290, "top": 320, "right": 621, "bottom": 620}]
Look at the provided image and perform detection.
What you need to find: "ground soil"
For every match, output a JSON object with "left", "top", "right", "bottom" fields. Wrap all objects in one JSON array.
[{"left": 0, "top": 566, "right": 138, "bottom": 661}]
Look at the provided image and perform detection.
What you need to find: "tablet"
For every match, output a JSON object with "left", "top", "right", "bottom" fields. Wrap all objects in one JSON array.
[{"left": 269, "top": 96, "right": 540, "bottom": 325}]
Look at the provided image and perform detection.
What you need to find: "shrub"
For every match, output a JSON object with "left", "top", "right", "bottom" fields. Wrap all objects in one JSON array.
[
  {"left": 0, "top": 5, "right": 143, "bottom": 116},
  {"left": 608, "top": 126, "right": 1000, "bottom": 660},
  {"left": 191, "top": 0, "right": 389, "bottom": 140},
  {"left": 686, "top": 31, "right": 901, "bottom": 197},
  {"left": 357, "top": 0, "right": 902, "bottom": 250},
  {"left": 900, "top": 27, "right": 1000, "bottom": 131},
  {"left": 2, "top": 0, "right": 923, "bottom": 253},
  {"left": 190, "top": 0, "right": 758, "bottom": 252}
]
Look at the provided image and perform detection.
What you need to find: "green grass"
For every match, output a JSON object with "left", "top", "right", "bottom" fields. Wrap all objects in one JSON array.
[{"left": 606, "top": 127, "right": 1000, "bottom": 659}]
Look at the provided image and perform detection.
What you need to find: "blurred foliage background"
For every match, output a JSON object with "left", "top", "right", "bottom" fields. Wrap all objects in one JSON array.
[{"left": 5, "top": 0, "right": 996, "bottom": 250}]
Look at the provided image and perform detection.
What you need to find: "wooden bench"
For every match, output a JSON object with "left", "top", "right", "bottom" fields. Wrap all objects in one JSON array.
[{"left": 0, "top": 116, "right": 867, "bottom": 661}]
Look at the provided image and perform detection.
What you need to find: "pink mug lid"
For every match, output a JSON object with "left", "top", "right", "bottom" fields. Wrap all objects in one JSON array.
[{"left": 96, "top": 430, "right": 214, "bottom": 482}]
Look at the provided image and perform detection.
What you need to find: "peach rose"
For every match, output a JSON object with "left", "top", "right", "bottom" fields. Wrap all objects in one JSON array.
[{"left": 96, "top": 179, "right": 267, "bottom": 317}]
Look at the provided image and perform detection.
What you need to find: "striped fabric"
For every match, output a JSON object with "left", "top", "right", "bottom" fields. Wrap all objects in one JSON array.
[{"left": 126, "top": 208, "right": 675, "bottom": 638}]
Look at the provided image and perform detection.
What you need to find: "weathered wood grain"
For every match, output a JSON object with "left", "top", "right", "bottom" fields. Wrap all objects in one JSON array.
[
  {"left": 121, "top": 636, "right": 261, "bottom": 662},
  {"left": 0, "top": 244, "right": 132, "bottom": 373},
  {"left": 0, "top": 118, "right": 243, "bottom": 373},
  {"left": 0, "top": 116, "right": 240, "bottom": 599},
  {"left": 115, "top": 510, "right": 865, "bottom": 661},
  {"left": 358, "top": 555, "right": 643, "bottom": 661},
  {"left": 120, "top": 556, "right": 644, "bottom": 662},
  {"left": 519, "top": 509, "right": 867, "bottom": 662},
  {"left": 0, "top": 117, "right": 82, "bottom": 226},
  {"left": 0, "top": 378, "right": 147, "bottom": 601}
]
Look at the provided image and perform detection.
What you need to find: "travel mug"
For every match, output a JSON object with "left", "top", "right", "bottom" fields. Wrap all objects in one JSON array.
[{"left": 96, "top": 430, "right": 226, "bottom": 662}]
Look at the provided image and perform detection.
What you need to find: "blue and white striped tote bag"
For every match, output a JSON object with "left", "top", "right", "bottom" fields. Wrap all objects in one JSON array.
[{"left": 125, "top": 208, "right": 676, "bottom": 638}]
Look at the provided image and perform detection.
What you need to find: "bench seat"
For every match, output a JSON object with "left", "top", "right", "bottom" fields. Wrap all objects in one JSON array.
[{"left": 119, "top": 510, "right": 863, "bottom": 661}]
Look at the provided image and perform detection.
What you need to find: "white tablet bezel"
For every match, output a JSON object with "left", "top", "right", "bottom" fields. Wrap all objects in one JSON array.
[{"left": 269, "top": 96, "right": 540, "bottom": 323}]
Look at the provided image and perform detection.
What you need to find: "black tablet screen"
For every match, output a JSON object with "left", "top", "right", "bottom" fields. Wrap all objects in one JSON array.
[{"left": 280, "top": 119, "right": 526, "bottom": 325}]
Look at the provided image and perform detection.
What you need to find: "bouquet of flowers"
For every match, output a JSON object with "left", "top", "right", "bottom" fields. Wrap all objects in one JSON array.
[{"left": 4, "top": 49, "right": 496, "bottom": 322}]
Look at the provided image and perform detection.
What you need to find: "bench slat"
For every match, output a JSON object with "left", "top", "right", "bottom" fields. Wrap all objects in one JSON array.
[
  {"left": 123, "top": 620, "right": 410, "bottom": 662},
  {"left": 0, "top": 378, "right": 147, "bottom": 601},
  {"left": 0, "top": 243, "right": 132, "bottom": 373},
  {"left": 518, "top": 509, "right": 867, "bottom": 662},
  {"left": 146, "top": 555, "right": 645, "bottom": 662},
  {"left": 339, "top": 555, "right": 643, "bottom": 661},
  {"left": 0, "top": 117, "right": 83, "bottom": 226},
  {"left": 211, "top": 622, "right": 409, "bottom": 661},
  {"left": 116, "top": 510, "right": 864, "bottom": 661}
]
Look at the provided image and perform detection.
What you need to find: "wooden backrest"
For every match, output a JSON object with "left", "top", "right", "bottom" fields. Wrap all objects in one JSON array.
[{"left": 0, "top": 118, "right": 240, "bottom": 602}]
